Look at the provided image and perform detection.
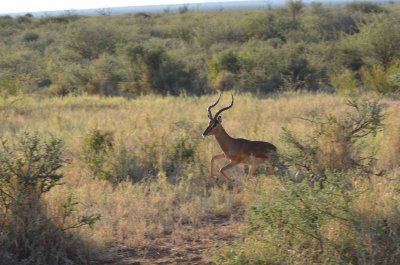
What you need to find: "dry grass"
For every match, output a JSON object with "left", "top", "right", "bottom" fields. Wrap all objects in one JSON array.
[{"left": 1, "top": 93, "right": 399, "bottom": 263}]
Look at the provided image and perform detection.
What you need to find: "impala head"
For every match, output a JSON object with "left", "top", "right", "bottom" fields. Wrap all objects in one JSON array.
[{"left": 202, "top": 93, "right": 234, "bottom": 137}]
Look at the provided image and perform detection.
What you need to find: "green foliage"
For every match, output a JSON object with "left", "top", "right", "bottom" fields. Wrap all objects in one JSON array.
[
  {"left": 0, "top": 93, "right": 399, "bottom": 263},
  {"left": 287, "top": 0, "right": 304, "bottom": 21},
  {"left": 362, "top": 63, "right": 400, "bottom": 93},
  {"left": 281, "top": 97, "right": 384, "bottom": 182},
  {"left": 345, "top": 1, "right": 387, "bottom": 14},
  {"left": 87, "top": 53, "right": 123, "bottom": 95},
  {"left": 82, "top": 128, "right": 140, "bottom": 184},
  {"left": 336, "top": 45, "right": 364, "bottom": 71},
  {"left": 16, "top": 15, "right": 32, "bottom": 24},
  {"left": 0, "top": 132, "right": 64, "bottom": 197},
  {"left": 209, "top": 51, "right": 241, "bottom": 90},
  {"left": 65, "top": 21, "right": 118, "bottom": 60},
  {"left": 0, "top": 132, "right": 99, "bottom": 264},
  {"left": 22, "top": 31, "right": 39, "bottom": 42},
  {"left": 305, "top": 9, "right": 357, "bottom": 41},
  {"left": 213, "top": 51, "right": 241, "bottom": 75},
  {"left": 330, "top": 69, "right": 359, "bottom": 94},
  {"left": 245, "top": 174, "right": 359, "bottom": 264},
  {"left": 237, "top": 171, "right": 400, "bottom": 264},
  {"left": 82, "top": 128, "right": 115, "bottom": 181},
  {"left": 1, "top": 4, "right": 400, "bottom": 96},
  {"left": 357, "top": 16, "right": 400, "bottom": 69},
  {"left": 121, "top": 44, "right": 199, "bottom": 95},
  {"left": 219, "top": 97, "right": 398, "bottom": 264}
]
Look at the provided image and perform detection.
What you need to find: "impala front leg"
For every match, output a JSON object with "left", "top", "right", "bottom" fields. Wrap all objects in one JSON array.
[
  {"left": 211, "top": 153, "right": 225, "bottom": 180},
  {"left": 220, "top": 161, "right": 239, "bottom": 181}
]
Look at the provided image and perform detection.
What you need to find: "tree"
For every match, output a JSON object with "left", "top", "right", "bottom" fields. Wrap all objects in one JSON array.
[
  {"left": 358, "top": 16, "right": 400, "bottom": 70},
  {"left": 287, "top": 0, "right": 304, "bottom": 22}
]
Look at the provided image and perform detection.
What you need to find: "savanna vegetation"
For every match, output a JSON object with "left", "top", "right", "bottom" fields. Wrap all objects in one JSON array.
[
  {"left": 1, "top": 94, "right": 399, "bottom": 264},
  {"left": 1, "top": 1, "right": 400, "bottom": 97},
  {"left": 1, "top": 1, "right": 400, "bottom": 264}
]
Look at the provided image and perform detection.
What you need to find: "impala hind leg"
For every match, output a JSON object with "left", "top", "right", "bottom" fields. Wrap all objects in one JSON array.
[
  {"left": 211, "top": 153, "right": 225, "bottom": 179},
  {"left": 220, "top": 161, "right": 239, "bottom": 181},
  {"left": 246, "top": 164, "right": 257, "bottom": 181}
]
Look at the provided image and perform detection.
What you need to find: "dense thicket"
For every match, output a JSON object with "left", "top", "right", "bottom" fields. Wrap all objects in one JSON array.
[{"left": 1, "top": 1, "right": 400, "bottom": 97}]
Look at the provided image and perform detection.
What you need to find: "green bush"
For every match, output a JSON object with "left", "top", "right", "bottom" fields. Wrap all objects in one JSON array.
[
  {"left": 87, "top": 54, "right": 123, "bottom": 96},
  {"left": 121, "top": 44, "right": 198, "bottom": 95},
  {"left": 281, "top": 97, "right": 384, "bottom": 183},
  {"left": 0, "top": 132, "right": 99, "bottom": 264},
  {"left": 65, "top": 21, "right": 118, "bottom": 60},
  {"left": 330, "top": 69, "right": 359, "bottom": 94},
  {"left": 82, "top": 129, "right": 115, "bottom": 181},
  {"left": 305, "top": 10, "right": 357, "bottom": 41},
  {"left": 218, "top": 98, "right": 399, "bottom": 264},
  {"left": 345, "top": 2, "right": 387, "bottom": 14},
  {"left": 1, "top": 3, "right": 400, "bottom": 97},
  {"left": 287, "top": 0, "right": 304, "bottom": 21},
  {"left": 357, "top": 16, "right": 400, "bottom": 69},
  {"left": 82, "top": 128, "right": 140, "bottom": 184},
  {"left": 234, "top": 171, "right": 400, "bottom": 264},
  {"left": 22, "top": 32, "right": 39, "bottom": 42},
  {"left": 362, "top": 63, "right": 400, "bottom": 93}
]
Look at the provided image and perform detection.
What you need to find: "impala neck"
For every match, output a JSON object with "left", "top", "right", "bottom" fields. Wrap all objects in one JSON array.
[{"left": 214, "top": 125, "right": 235, "bottom": 154}]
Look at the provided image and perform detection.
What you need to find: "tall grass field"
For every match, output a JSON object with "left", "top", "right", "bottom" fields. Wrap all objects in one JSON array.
[{"left": 1, "top": 93, "right": 399, "bottom": 264}]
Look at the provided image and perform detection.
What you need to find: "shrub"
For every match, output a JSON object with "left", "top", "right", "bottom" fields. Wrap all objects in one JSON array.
[
  {"left": 65, "top": 21, "right": 118, "bottom": 59},
  {"left": 280, "top": 57, "right": 320, "bottom": 91},
  {"left": 345, "top": 2, "right": 387, "bottom": 14},
  {"left": 232, "top": 171, "right": 400, "bottom": 264},
  {"left": 305, "top": 11, "right": 358, "bottom": 41},
  {"left": 362, "top": 63, "right": 400, "bottom": 93},
  {"left": 280, "top": 97, "right": 384, "bottom": 183},
  {"left": 287, "top": 0, "right": 304, "bottom": 21},
  {"left": 211, "top": 70, "right": 236, "bottom": 91},
  {"left": 122, "top": 44, "right": 197, "bottom": 95},
  {"left": 209, "top": 51, "right": 241, "bottom": 86},
  {"left": 165, "top": 131, "right": 199, "bottom": 179},
  {"left": 36, "top": 15, "right": 81, "bottom": 25},
  {"left": 336, "top": 45, "right": 364, "bottom": 71},
  {"left": 82, "top": 128, "right": 139, "bottom": 184},
  {"left": 357, "top": 16, "right": 400, "bottom": 70},
  {"left": 82, "top": 129, "right": 115, "bottom": 181},
  {"left": 16, "top": 16, "right": 31, "bottom": 24},
  {"left": 242, "top": 13, "right": 283, "bottom": 40},
  {"left": 0, "top": 132, "right": 99, "bottom": 264},
  {"left": 22, "top": 32, "right": 39, "bottom": 42},
  {"left": 87, "top": 54, "right": 123, "bottom": 96},
  {"left": 218, "top": 98, "right": 398, "bottom": 265},
  {"left": 330, "top": 69, "right": 359, "bottom": 94}
]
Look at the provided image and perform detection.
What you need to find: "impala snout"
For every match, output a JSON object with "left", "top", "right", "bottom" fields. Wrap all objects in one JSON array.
[
  {"left": 202, "top": 118, "right": 219, "bottom": 137},
  {"left": 202, "top": 124, "right": 213, "bottom": 137}
]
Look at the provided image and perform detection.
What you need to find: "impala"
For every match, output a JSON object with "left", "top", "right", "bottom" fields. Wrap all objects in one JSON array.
[{"left": 202, "top": 93, "right": 278, "bottom": 181}]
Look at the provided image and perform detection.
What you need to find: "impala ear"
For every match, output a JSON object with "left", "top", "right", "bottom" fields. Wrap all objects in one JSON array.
[{"left": 217, "top": 116, "right": 222, "bottom": 123}]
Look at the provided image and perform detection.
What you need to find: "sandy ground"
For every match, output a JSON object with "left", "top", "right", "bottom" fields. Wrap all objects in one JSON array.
[{"left": 98, "top": 215, "right": 243, "bottom": 265}]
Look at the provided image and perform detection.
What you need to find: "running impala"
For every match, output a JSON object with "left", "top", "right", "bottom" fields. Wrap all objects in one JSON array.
[{"left": 202, "top": 93, "right": 278, "bottom": 181}]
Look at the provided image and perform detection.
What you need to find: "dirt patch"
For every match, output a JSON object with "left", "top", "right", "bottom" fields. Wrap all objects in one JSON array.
[{"left": 100, "top": 215, "right": 243, "bottom": 265}]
